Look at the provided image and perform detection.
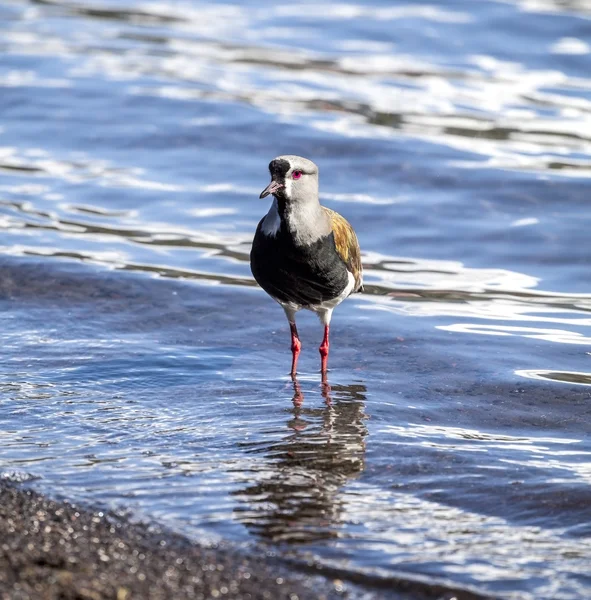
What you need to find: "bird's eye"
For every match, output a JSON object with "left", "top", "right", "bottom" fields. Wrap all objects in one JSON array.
[{"left": 292, "top": 170, "right": 302, "bottom": 180}]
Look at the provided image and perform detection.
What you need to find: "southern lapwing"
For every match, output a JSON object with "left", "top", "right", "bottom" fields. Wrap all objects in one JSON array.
[{"left": 250, "top": 155, "right": 363, "bottom": 377}]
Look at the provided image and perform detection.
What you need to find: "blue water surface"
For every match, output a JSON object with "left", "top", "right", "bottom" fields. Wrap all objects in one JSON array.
[{"left": 1, "top": 1, "right": 591, "bottom": 598}]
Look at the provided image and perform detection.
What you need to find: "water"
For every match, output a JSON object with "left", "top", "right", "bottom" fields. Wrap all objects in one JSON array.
[{"left": 1, "top": 0, "right": 591, "bottom": 597}]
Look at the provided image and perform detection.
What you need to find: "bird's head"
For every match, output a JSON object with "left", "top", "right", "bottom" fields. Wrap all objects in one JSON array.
[{"left": 259, "top": 155, "right": 319, "bottom": 205}]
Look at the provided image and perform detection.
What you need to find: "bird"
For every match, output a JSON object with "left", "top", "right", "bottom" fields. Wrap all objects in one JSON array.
[{"left": 250, "top": 155, "right": 363, "bottom": 378}]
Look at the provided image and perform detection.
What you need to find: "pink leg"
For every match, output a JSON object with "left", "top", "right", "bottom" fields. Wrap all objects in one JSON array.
[
  {"left": 290, "top": 321, "right": 301, "bottom": 378},
  {"left": 319, "top": 325, "right": 330, "bottom": 375}
]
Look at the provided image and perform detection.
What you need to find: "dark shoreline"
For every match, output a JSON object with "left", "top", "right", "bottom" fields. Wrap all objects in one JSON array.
[
  {"left": 0, "top": 480, "right": 366, "bottom": 600},
  {"left": 0, "top": 481, "right": 348, "bottom": 600},
  {"left": 0, "top": 482, "right": 491, "bottom": 600}
]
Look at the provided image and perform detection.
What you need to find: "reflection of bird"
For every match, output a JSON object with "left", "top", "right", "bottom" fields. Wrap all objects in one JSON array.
[
  {"left": 233, "top": 380, "right": 368, "bottom": 544},
  {"left": 291, "top": 376, "right": 331, "bottom": 408},
  {"left": 250, "top": 156, "right": 363, "bottom": 377}
]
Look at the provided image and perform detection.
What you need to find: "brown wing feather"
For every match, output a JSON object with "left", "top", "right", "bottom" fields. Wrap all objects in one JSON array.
[{"left": 323, "top": 207, "right": 363, "bottom": 292}]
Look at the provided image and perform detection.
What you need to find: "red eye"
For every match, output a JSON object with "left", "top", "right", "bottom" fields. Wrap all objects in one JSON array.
[{"left": 292, "top": 170, "right": 302, "bottom": 180}]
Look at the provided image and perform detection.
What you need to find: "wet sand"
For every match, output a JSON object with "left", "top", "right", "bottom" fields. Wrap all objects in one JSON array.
[
  {"left": 0, "top": 481, "right": 348, "bottom": 600},
  {"left": 0, "top": 482, "right": 489, "bottom": 600}
]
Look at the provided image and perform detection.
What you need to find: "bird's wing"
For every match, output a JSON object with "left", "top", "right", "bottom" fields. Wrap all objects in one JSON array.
[{"left": 323, "top": 207, "right": 363, "bottom": 292}]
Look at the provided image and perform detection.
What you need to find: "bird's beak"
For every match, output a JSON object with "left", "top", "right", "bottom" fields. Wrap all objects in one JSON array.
[{"left": 259, "top": 179, "right": 284, "bottom": 199}]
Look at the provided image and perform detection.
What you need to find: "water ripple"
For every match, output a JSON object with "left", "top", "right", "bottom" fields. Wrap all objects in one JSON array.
[{"left": 2, "top": 1, "right": 591, "bottom": 598}]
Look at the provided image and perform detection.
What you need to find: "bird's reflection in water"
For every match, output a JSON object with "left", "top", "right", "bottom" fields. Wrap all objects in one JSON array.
[{"left": 233, "top": 377, "right": 368, "bottom": 544}]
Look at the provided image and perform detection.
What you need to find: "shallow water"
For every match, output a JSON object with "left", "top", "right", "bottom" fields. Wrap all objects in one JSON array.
[{"left": 1, "top": 0, "right": 591, "bottom": 597}]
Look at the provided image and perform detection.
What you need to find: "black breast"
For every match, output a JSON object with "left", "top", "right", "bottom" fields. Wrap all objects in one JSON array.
[{"left": 250, "top": 221, "right": 350, "bottom": 307}]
